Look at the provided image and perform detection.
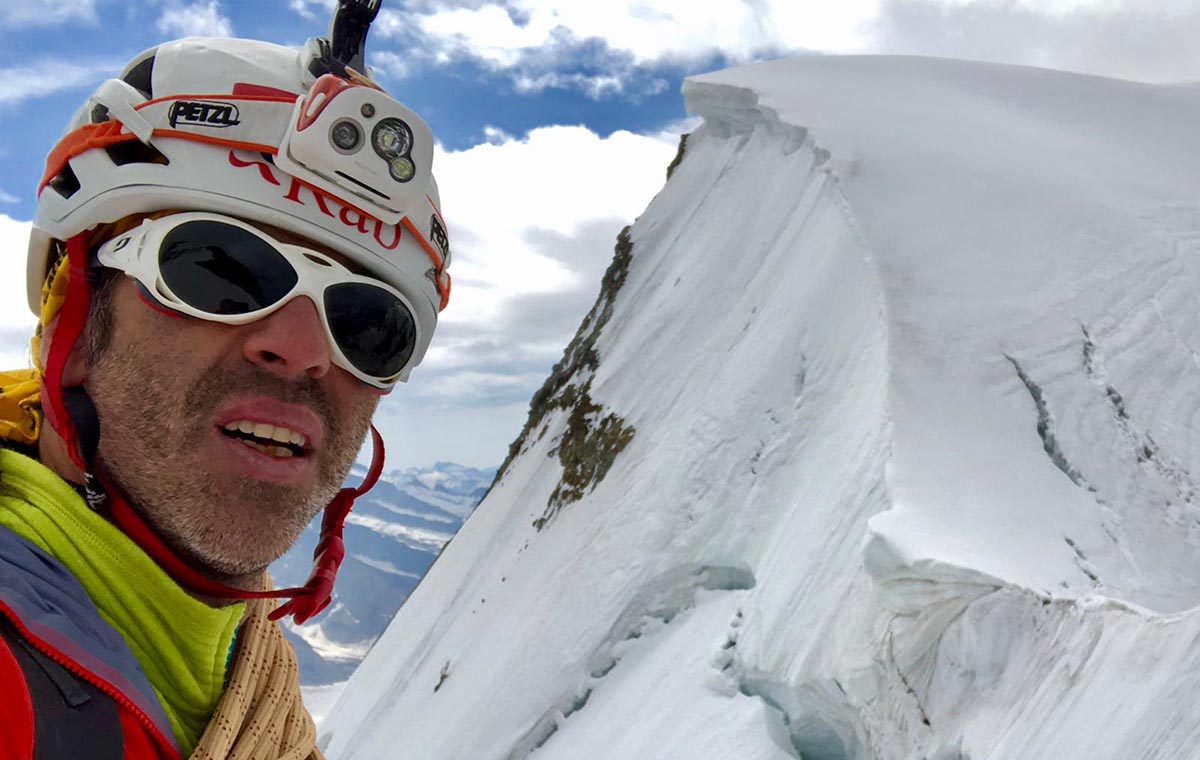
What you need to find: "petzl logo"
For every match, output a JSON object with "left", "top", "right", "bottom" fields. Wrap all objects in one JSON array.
[{"left": 169, "top": 100, "right": 241, "bottom": 128}]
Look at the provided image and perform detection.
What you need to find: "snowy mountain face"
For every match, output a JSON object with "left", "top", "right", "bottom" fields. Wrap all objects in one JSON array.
[
  {"left": 270, "top": 463, "right": 493, "bottom": 685},
  {"left": 319, "top": 56, "right": 1200, "bottom": 760}
]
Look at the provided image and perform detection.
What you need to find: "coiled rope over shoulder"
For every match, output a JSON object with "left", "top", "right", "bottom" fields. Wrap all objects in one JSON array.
[{"left": 191, "top": 593, "right": 323, "bottom": 760}]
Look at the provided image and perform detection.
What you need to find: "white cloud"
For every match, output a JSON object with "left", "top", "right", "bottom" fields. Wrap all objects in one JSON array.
[
  {"left": 415, "top": 1, "right": 878, "bottom": 66},
  {"left": 0, "top": 215, "right": 37, "bottom": 370},
  {"left": 923, "top": 0, "right": 1184, "bottom": 15},
  {"left": 156, "top": 0, "right": 234, "bottom": 38},
  {"left": 364, "top": 1, "right": 876, "bottom": 98},
  {"left": 375, "top": 0, "right": 1200, "bottom": 95},
  {"left": 290, "top": 0, "right": 336, "bottom": 20},
  {"left": 481, "top": 125, "right": 513, "bottom": 145},
  {"left": 417, "top": 5, "right": 553, "bottom": 68},
  {"left": 0, "top": 0, "right": 97, "bottom": 27},
  {"left": 372, "top": 8, "right": 420, "bottom": 40},
  {"left": 0, "top": 189, "right": 20, "bottom": 205},
  {"left": 0, "top": 58, "right": 117, "bottom": 106},
  {"left": 512, "top": 71, "right": 630, "bottom": 99},
  {"left": 370, "top": 51, "right": 412, "bottom": 81},
  {"left": 868, "top": 0, "right": 1200, "bottom": 83},
  {"left": 432, "top": 124, "right": 678, "bottom": 329}
]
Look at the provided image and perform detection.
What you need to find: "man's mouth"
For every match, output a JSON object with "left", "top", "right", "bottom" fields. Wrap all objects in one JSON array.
[{"left": 220, "top": 420, "right": 309, "bottom": 458}]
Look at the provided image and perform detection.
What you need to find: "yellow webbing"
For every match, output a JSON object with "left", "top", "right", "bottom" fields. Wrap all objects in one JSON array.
[{"left": 0, "top": 252, "right": 71, "bottom": 446}]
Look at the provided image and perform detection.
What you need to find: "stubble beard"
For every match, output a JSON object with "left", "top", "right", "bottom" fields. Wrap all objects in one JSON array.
[{"left": 87, "top": 338, "right": 373, "bottom": 582}]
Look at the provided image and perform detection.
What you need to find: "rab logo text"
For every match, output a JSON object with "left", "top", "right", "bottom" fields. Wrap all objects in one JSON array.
[
  {"left": 229, "top": 150, "right": 403, "bottom": 251},
  {"left": 169, "top": 100, "right": 241, "bottom": 128}
]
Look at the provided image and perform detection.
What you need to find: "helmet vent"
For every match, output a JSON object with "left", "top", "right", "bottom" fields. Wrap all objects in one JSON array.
[
  {"left": 122, "top": 54, "right": 156, "bottom": 99},
  {"left": 48, "top": 165, "right": 82, "bottom": 199},
  {"left": 105, "top": 141, "right": 170, "bottom": 168}
]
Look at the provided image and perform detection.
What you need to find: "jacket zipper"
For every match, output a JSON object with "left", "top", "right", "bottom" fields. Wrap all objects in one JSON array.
[{"left": 0, "top": 600, "right": 183, "bottom": 760}]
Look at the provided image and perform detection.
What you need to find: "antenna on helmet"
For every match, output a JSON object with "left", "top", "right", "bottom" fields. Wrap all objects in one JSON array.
[{"left": 307, "top": 0, "right": 383, "bottom": 81}]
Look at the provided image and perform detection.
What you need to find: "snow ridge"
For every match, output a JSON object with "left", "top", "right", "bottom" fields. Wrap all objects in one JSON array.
[{"left": 322, "top": 56, "right": 1200, "bottom": 760}]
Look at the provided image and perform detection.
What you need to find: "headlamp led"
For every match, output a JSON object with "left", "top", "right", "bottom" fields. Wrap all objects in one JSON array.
[{"left": 330, "top": 119, "right": 363, "bottom": 153}]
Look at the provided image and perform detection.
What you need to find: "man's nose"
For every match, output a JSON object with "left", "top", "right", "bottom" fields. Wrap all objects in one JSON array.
[{"left": 241, "top": 296, "right": 332, "bottom": 381}]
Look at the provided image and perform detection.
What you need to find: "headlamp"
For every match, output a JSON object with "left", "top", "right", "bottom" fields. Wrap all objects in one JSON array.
[{"left": 275, "top": 74, "right": 434, "bottom": 225}]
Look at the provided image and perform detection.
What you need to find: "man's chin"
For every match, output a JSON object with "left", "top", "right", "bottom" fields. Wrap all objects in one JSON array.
[
  {"left": 141, "top": 481, "right": 316, "bottom": 587},
  {"left": 168, "top": 525, "right": 291, "bottom": 589}
]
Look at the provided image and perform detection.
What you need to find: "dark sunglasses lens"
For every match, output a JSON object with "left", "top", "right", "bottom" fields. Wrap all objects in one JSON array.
[
  {"left": 324, "top": 283, "right": 417, "bottom": 379},
  {"left": 158, "top": 221, "right": 297, "bottom": 315}
]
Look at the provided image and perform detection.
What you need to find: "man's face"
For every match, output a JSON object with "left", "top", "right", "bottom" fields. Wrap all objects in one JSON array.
[{"left": 82, "top": 223, "right": 381, "bottom": 583}]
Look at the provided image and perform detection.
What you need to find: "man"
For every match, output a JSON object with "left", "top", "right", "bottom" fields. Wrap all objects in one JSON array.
[{"left": 0, "top": 3, "right": 450, "bottom": 758}]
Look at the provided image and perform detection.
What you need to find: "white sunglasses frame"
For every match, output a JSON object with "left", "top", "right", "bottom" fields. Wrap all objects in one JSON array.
[{"left": 94, "top": 211, "right": 423, "bottom": 389}]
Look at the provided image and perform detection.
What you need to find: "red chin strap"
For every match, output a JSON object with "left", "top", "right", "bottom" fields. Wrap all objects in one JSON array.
[
  {"left": 102, "top": 426, "right": 385, "bottom": 624},
  {"left": 271, "top": 424, "right": 385, "bottom": 623},
  {"left": 42, "top": 233, "right": 387, "bottom": 625},
  {"left": 42, "top": 235, "right": 93, "bottom": 472}
]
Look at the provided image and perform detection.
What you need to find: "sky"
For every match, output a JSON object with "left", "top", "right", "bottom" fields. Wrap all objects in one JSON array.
[{"left": 1, "top": 0, "right": 1198, "bottom": 470}]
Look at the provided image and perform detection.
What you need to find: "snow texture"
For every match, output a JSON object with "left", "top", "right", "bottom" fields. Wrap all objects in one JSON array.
[{"left": 319, "top": 55, "right": 1200, "bottom": 759}]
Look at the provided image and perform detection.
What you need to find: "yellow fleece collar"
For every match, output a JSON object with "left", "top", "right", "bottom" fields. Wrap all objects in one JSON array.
[{"left": 0, "top": 448, "right": 245, "bottom": 755}]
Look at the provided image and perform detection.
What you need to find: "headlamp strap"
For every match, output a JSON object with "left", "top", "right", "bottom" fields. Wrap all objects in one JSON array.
[{"left": 39, "top": 94, "right": 299, "bottom": 194}]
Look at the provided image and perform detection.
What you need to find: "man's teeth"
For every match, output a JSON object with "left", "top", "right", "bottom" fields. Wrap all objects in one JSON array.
[
  {"left": 239, "top": 439, "right": 296, "bottom": 458},
  {"left": 222, "top": 421, "right": 307, "bottom": 448}
]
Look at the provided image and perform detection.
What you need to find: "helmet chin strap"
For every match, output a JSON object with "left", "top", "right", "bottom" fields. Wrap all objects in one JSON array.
[
  {"left": 42, "top": 235, "right": 95, "bottom": 473},
  {"left": 269, "top": 425, "right": 385, "bottom": 624},
  {"left": 43, "top": 233, "right": 385, "bottom": 625}
]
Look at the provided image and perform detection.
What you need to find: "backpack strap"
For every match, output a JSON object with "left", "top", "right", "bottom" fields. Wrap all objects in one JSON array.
[{"left": 0, "top": 619, "right": 124, "bottom": 760}]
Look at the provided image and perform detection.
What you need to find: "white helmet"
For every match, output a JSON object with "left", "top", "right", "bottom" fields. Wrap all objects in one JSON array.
[{"left": 27, "top": 32, "right": 451, "bottom": 378}]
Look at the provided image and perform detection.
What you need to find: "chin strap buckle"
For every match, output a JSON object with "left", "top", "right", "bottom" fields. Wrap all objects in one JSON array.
[{"left": 83, "top": 472, "right": 108, "bottom": 512}]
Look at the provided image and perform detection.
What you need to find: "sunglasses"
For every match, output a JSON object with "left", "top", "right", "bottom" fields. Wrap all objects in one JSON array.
[{"left": 95, "top": 212, "right": 422, "bottom": 389}]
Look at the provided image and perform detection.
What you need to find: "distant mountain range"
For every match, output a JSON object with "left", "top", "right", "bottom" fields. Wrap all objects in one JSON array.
[{"left": 270, "top": 462, "right": 494, "bottom": 685}]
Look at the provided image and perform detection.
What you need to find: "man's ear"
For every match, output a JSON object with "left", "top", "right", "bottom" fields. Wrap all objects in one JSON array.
[{"left": 38, "top": 315, "right": 89, "bottom": 387}]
